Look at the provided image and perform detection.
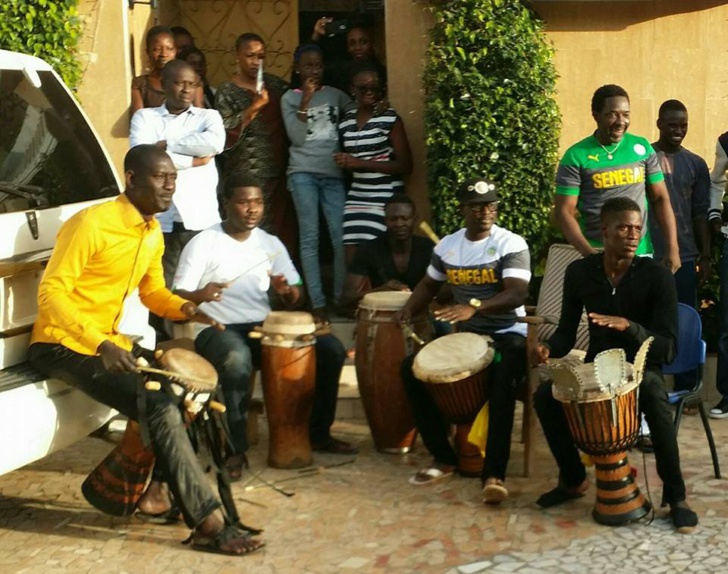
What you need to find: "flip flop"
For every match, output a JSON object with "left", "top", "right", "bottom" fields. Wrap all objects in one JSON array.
[{"left": 409, "top": 467, "right": 454, "bottom": 486}]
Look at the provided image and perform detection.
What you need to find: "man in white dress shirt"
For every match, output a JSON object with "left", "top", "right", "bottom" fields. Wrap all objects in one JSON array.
[{"left": 130, "top": 59, "right": 225, "bottom": 287}]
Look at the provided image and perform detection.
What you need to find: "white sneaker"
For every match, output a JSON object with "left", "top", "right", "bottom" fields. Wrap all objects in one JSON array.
[{"left": 709, "top": 398, "right": 728, "bottom": 419}]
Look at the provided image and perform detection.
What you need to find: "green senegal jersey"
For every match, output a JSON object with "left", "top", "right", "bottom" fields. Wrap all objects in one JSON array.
[{"left": 555, "top": 132, "right": 664, "bottom": 254}]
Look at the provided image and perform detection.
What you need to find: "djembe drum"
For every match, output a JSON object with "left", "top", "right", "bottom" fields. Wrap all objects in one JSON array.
[
  {"left": 355, "top": 292, "right": 432, "bottom": 453},
  {"left": 81, "top": 347, "right": 219, "bottom": 516},
  {"left": 413, "top": 333, "right": 494, "bottom": 477},
  {"left": 256, "top": 311, "right": 317, "bottom": 469},
  {"left": 550, "top": 339, "right": 653, "bottom": 526}
]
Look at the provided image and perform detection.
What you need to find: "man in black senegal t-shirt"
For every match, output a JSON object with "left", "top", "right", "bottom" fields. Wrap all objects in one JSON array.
[{"left": 340, "top": 194, "right": 433, "bottom": 309}]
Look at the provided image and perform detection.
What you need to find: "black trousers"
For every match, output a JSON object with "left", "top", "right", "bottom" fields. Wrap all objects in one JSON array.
[
  {"left": 401, "top": 333, "right": 527, "bottom": 481},
  {"left": 533, "top": 369, "right": 687, "bottom": 504},
  {"left": 29, "top": 343, "right": 220, "bottom": 528}
]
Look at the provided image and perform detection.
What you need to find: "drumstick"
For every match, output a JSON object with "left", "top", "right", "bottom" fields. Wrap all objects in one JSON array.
[
  {"left": 248, "top": 326, "right": 331, "bottom": 339},
  {"left": 419, "top": 221, "right": 440, "bottom": 245},
  {"left": 144, "top": 381, "right": 226, "bottom": 412},
  {"left": 401, "top": 324, "right": 426, "bottom": 346},
  {"left": 242, "top": 470, "right": 295, "bottom": 497}
]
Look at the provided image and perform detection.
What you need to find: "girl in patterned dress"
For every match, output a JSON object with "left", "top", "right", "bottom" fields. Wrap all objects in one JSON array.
[{"left": 335, "top": 64, "right": 412, "bottom": 263}]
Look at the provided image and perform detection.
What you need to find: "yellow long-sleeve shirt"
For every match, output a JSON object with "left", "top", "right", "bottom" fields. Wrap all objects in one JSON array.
[{"left": 31, "top": 193, "right": 189, "bottom": 355}]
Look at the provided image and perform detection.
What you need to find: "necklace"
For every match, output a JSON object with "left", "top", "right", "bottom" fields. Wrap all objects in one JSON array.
[{"left": 598, "top": 138, "right": 623, "bottom": 160}]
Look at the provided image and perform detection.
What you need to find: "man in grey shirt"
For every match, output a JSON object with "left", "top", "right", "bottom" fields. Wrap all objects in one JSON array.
[{"left": 649, "top": 100, "right": 711, "bottom": 395}]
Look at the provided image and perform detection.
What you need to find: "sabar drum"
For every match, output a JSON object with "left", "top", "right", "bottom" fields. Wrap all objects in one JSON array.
[
  {"left": 259, "top": 311, "right": 317, "bottom": 469},
  {"left": 413, "top": 333, "right": 494, "bottom": 477},
  {"left": 356, "top": 292, "right": 432, "bottom": 453},
  {"left": 550, "top": 342, "right": 653, "bottom": 526},
  {"left": 81, "top": 347, "right": 218, "bottom": 516}
]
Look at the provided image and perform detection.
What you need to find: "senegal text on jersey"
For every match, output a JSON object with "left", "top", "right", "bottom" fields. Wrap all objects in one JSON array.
[
  {"left": 592, "top": 167, "right": 645, "bottom": 189},
  {"left": 447, "top": 267, "right": 498, "bottom": 286}
]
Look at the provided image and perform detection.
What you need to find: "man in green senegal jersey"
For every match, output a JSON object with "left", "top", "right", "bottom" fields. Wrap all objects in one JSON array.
[{"left": 554, "top": 84, "right": 680, "bottom": 273}]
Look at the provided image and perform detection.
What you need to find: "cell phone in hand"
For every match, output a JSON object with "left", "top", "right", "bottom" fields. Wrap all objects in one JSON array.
[
  {"left": 324, "top": 19, "right": 348, "bottom": 37},
  {"left": 256, "top": 62, "right": 264, "bottom": 94}
]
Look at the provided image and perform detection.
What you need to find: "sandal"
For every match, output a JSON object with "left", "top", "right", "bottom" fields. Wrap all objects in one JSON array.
[
  {"left": 312, "top": 437, "right": 359, "bottom": 455},
  {"left": 191, "top": 524, "right": 265, "bottom": 556},
  {"left": 409, "top": 466, "right": 454, "bottom": 486},
  {"left": 482, "top": 477, "right": 508, "bottom": 505}
]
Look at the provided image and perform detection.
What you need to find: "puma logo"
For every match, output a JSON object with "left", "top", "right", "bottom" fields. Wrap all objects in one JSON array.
[{"left": 587, "top": 154, "right": 600, "bottom": 162}]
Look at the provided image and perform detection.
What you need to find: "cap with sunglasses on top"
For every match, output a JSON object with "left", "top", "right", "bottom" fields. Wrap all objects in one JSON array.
[{"left": 457, "top": 177, "right": 499, "bottom": 204}]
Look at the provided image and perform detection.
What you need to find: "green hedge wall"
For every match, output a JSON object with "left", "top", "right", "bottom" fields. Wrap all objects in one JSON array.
[
  {"left": 424, "top": 0, "right": 561, "bottom": 257},
  {"left": 0, "top": 0, "right": 83, "bottom": 89}
]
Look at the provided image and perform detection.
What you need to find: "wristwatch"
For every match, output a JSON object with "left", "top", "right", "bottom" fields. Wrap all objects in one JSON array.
[{"left": 468, "top": 298, "right": 482, "bottom": 310}]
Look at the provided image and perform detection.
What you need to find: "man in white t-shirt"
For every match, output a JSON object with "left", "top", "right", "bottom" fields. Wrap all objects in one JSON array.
[{"left": 174, "top": 174, "right": 357, "bottom": 478}]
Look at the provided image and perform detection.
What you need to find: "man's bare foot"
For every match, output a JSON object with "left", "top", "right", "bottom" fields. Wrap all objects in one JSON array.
[
  {"left": 194, "top": 511, "right": 265, "bottom": 555},
  {"left": 137, "top": 480, "right": 172, "bottom": 515}
]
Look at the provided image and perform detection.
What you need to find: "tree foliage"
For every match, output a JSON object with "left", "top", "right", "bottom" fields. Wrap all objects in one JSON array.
[
  {"left": 0, "top": 0, "right": 83, "bottom": 89},
  {"left": 424, "top": 0, "right": 561, "bottom": 257}
]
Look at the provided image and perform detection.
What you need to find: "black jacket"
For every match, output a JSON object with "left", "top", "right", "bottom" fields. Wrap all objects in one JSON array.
[{"left": 547, "top": 253, "right": 677, "bottom": 368}]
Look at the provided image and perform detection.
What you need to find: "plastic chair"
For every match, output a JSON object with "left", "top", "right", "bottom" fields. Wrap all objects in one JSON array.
[
  {"left": 663, "top": 303, "right": 721, "bottom": 479},
  {"left": 521, "top": 243, "right": 589, "bottom": 477}
]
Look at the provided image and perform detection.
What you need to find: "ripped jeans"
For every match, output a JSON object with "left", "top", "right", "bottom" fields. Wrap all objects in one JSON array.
[{"left": 28, "top": 342, "right": 220, "bottom": 528}]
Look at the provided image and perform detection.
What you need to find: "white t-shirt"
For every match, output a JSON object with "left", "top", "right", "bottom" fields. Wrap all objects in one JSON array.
[{"left": 174, "top": 225, "right": 302, "bottom": 327}]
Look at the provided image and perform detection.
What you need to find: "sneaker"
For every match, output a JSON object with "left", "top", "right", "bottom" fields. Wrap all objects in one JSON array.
[{"left": 709, "top": 398, "right": 728, "bottom": 419}]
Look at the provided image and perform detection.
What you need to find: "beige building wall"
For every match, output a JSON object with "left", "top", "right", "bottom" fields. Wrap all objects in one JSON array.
[
  {"left": 535, "top": 0, "right": 728, "bottom": 163},
  {"left": 77, "top": 0, "right": 154, "bottom": 177},
  {"left": 384, "top": 1, "right": 434, "bottom": 224}
]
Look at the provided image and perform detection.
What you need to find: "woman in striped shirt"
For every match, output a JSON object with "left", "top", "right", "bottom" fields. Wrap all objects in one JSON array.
[{"left": 335, "top": 64, "right": 413, "bottom": 263}]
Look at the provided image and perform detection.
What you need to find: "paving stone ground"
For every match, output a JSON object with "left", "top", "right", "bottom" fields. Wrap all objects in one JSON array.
[{"left": 1, "top": 403, "right": 727, "bottom": 573}]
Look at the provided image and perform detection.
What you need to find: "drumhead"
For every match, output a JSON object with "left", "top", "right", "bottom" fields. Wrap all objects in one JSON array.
[
  {"left": 159, "top": 348, "right": 218, "bottom": 390},
  {"left": 262, "top": 311, "right": 316, "bottom": 336},
  {"left": 413, "top": 333, "right": 494, "bottom": 383},
  {"left": 359, "top": 291, "right": 411, "bottom": 311}
]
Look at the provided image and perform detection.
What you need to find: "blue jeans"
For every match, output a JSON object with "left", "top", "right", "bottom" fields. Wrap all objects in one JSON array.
[
  {"left": 195, "top": 323, "right": 345, "bottom": 454},
  {"left": 287, "top": 173, "right": 346, "bottom": 309}
]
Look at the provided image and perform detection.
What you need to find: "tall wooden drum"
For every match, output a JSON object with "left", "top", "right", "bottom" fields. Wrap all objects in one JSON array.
[
  {"left": 550, "top": 345, "right": 652, "bottom": 526},
  {"left": 355, "top": 292, "right": 432, "bottom": 453},
  {"left": 259, "top": 311, "right": 317, "bottom": 469},
  {"left": 413, "top": 333, "right": 494, "bottom": 477}
]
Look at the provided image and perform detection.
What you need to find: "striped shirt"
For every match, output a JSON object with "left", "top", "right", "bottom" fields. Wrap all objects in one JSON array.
[
  {"left": 427, "top": 226, "right": 531, "bottom": 336},
  {"left": 339, "top": 108, "right": 404, "bottom": 244}
]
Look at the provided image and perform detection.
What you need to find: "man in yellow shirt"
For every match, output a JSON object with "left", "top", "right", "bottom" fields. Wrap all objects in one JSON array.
[{"left": 28, "top": 145, "right": 264, "bottom": 557}]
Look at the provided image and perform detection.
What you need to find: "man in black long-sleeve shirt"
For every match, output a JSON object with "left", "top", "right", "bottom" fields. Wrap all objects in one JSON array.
[{"left": 531, "top": 197, "right": 698, "bottom": 533}]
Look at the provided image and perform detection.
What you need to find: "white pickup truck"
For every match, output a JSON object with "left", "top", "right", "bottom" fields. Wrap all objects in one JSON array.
[{"left": 0, "top": 50, "right": 151, "bottom": 475}]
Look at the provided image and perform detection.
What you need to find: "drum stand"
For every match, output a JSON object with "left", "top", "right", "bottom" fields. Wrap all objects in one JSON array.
[
  {"left": 187, "top": 401, "right": 262, "bottom": 535},
  {"left": 590, "top": 451, "right": 651, "bottom": 526}
]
